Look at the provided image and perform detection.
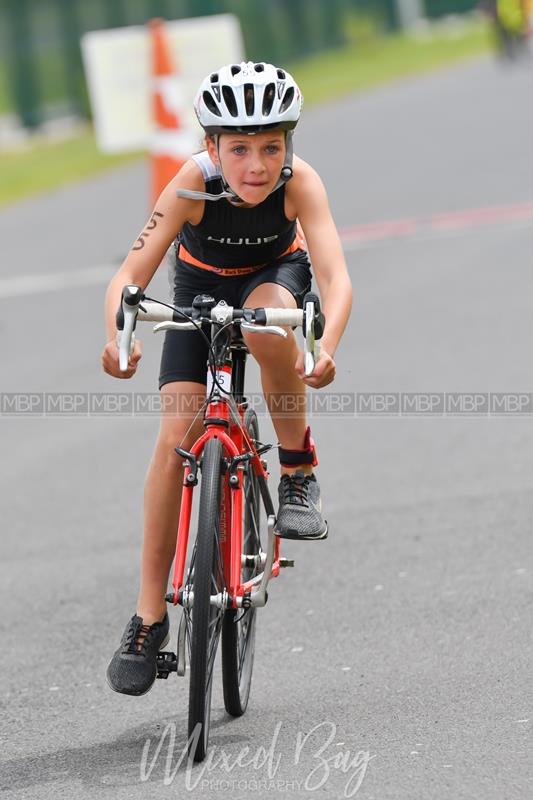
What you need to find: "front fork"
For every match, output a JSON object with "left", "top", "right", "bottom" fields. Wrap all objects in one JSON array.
[{"left": 166, "top": 436, "right": 293, "bottom": 611}]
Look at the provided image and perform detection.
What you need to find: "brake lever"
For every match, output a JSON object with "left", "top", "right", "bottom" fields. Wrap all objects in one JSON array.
[
  {"left": 303, "top": 293, "right": 325, "bottom": 377},
  {"left": 117, "top": 285, "right": 143, "bottom": 372},
  {"left": 241, "top": 322, "right": 287, "bottom": 338},
  {"left": 152, "top": 321, "right": 198, "bottom": 333}
]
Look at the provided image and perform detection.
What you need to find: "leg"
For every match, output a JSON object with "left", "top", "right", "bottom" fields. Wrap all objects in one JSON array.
[
  {"left": 241, "top": 282, "right": 311, "bottom": 473},
  {"left": 241, "top": 282, "right": 327, "bottom": 540},
  {"left": 137, "top": 381, "right": 206, "bottom": 624}
]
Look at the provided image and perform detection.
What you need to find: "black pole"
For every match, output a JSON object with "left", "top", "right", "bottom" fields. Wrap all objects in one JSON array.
[
  {"left": 105, "top": 0, "right": 127, "bottom": 29},
  {"left": 236, "top": 0, "right": 282, "bottom": 63},
  {"left": 381, "top": 0, "right": 400, "bottom": 32},
  {"left": 4, "top": 0, "right": 41, "bottom": 128},
  {"left": 280, "top": 0, "right": 314, "bottom": 58},
  {"left": 56, "top": 0, "right": 85, "bottom": 117},
  {"left": 318, "top": 0, "right": 347, "bottom": 49}
]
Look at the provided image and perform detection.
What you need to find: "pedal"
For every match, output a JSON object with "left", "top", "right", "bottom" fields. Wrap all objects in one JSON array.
[
  {"left": 156, "top": 651, "right": 177, "bottom": 679},
  {"left": 279, "top": 558, "right": 295, "bottom": 568}
]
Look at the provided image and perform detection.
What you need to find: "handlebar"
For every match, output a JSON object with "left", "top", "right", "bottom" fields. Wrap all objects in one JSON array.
[{"left": 116, "top": 286, "right": 325, "bottom": 376}]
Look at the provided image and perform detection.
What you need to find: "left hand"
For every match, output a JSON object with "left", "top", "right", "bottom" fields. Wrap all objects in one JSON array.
[{"left": 295, "top": 349, "right": 336, "bottom": 388}]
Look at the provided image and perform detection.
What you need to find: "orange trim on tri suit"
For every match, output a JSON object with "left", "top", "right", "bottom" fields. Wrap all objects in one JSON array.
[{"left": 178, "top": 225, "right": 307, "bottom": 277}]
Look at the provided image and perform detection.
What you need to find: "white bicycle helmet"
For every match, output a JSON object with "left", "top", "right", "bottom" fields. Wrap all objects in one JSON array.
[
  {"left": 194, "top": 61, "right": 302, "bottom": 133},
  {"left": 176, "top": 62, "right": 302, "bottom": 204}
]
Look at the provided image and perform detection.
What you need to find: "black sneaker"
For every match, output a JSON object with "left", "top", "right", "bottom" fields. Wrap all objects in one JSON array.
[
  {"left": 275, "top": 470, "right": 328, "bottom": 541},
  {"left": 106, "top": 613, "right": 170, "bottom": 696}
]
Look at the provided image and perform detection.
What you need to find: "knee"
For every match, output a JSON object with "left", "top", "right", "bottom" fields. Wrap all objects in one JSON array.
[
  {"left": 243, "top": 328, "right": 296, "bottom": 367},
  {"left": 154, "top": 419, "right": 203, "bottom": 470}
]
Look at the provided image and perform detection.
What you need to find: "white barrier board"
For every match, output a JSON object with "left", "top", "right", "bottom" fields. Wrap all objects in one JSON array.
[{"left": 81, "top": 14, "right": 244, "bottom": 153}]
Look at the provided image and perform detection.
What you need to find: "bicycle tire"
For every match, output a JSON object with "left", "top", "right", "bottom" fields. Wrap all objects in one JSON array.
[
  {"left": 221, "top": 409, "right": 261, "bottom": 716},
  {"left": 188, "top": 436, "right": 225, "bottom": 762}
]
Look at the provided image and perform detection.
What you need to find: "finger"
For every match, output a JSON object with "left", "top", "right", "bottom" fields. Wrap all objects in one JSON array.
[
  {"left": 311, "top": 360, "right": 326, "bottom": 377},
  {"left": 304, "top": 369, "right": 334, "bottom": 389},
  {"left": 307, "top": 359, "right": 328, "bottom": 380}
]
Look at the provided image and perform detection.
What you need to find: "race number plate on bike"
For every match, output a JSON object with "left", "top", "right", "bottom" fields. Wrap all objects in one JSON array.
[{"left": 206, "top": 365, "right": 232, "bottom": 397}]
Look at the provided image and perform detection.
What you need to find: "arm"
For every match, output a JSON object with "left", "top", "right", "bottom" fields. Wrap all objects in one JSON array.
[
  {"left": 102, "top": 159, "right": 204, "bottom": 378},
  {"left": 287, "top": 158, "right": 353, "bottom": 388}
]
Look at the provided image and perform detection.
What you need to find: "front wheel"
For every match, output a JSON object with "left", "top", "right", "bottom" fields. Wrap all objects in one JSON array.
[
  {"left": 187, "top": 437, "right": 225, "bottom": 762},
  {"left": 221, "top": 409, "right": 262, "bottom": 716}
]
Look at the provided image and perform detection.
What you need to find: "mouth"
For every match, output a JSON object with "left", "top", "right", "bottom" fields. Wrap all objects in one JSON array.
[{"left": 243, "top": 181, "right": 269, "bottom": 187}]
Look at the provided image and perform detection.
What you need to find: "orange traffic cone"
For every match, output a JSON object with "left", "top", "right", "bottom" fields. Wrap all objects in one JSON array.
[{"left": 149, "top": 18, "right": 190, "bottom": 206}]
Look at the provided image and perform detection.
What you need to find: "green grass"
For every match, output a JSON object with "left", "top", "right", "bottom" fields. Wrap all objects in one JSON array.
[
  {"left": 0, "top": 17, "right": 492, "bottom": 208},
  {"left": 290, "top": 17, "right": 492, "bottom": 103},
  {"left": 0, "top": 131, "right": 143, "bottom": 206}
]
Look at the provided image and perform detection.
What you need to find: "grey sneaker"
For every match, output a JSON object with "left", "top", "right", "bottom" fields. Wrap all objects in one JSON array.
[
  {"left": 275, "top": 470, "right": 328, "bottom": 540},
  {"left": 106, "top": 613, "right": 170, "bottom": 696}
]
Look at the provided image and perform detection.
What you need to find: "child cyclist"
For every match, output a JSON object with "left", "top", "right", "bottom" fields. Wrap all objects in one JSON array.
[{"left": 103, "top": 62, "right": 352, "bottom": 695}]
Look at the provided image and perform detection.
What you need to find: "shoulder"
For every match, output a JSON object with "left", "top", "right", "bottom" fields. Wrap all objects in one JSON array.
[
  {"left": 285, "top": 156, "right": 329, "bottom": 219},
  {"left": 164, "top": 155, "right": 206, "bottom": 192},
  {"left": 291, "top": 156, "right": 326, "bottom": 188},
  {"left": 189, "top": 150, "right": 221, "bottom": 181},
  {"left": 160, "top": 154, "right": 213, "bottom": 225}
]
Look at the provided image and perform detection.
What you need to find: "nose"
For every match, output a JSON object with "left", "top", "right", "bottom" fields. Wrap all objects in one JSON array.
[{"left": 249, "top": 151, "right": 266, "bottom": 174}]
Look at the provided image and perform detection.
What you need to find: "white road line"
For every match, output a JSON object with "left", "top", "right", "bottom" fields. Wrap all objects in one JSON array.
[
  {"left": 0, "top": 264, "right": 115, "bottom": 299},
  {"left": 1, "top": 201, "right": 532, "bottom": 298}
]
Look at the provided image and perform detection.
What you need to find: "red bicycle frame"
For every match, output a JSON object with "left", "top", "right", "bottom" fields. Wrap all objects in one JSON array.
[{"left": 170, "top": 362, "right": 281, "bottom": 609}]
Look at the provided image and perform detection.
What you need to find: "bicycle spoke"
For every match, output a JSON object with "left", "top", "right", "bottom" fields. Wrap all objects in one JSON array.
[
  {"left": 208, "top": 613, "right": 221, "bottom": 631},
  {"left": 237, "top": 619, "right": 252, "bottom": 680},
  {"left": 206, "top": 617, "right": 222, "bottom": 678}
]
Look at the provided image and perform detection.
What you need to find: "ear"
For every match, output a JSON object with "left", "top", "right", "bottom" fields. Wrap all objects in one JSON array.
[{"left": 205, "top": 136, "right": 219, "bottom": 166}]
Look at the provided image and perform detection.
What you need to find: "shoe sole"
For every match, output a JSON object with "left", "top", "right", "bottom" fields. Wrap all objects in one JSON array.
[
  {"left": 274, "top": 522, "right": 328, "bottom": 541},
  {"left": 106, "top": 632, "right": 170, "bottom": 697}
]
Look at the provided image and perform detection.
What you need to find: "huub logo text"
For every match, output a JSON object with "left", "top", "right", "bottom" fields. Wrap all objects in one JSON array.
[{"left": 207, "top": 235, "right": 279, "bottom": 245}]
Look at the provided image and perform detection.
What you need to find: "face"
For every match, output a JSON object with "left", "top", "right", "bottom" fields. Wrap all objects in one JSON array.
[{"left": 207, "top": 130, "right": 286, "bottom": 205}]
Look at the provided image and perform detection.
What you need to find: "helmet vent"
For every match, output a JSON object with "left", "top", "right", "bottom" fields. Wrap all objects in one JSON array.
[
  {"left": 210, "top": 73, "right": 218, "bottom": 83},
  {"left": 222, "top": 85, "right": 239, "bottom": 117},
  {"left": 230, "top": 64, "right": 241, "bottom": 76},
  {"left": 277, "top": 69, "right": 286, "bottom": 79},
  {"left": 255, "top": 63, "right": 265, "bottom": 72},
  {"left": 262, "top": 83, "right": 276, "bottom": 116},
  {"left": 203, "top": 91, "right": 221, "bottom": 116},
  {"left": 279, "top": 86, "right": 294, "bottom": 113},
  {"left": 244, "top": 84, "right": 255, "bottom": 116}
]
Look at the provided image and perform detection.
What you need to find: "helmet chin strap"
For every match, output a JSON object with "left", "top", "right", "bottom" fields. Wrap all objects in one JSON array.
[{"left": 176, "top": 131, "right": 295, "bottom": 204}]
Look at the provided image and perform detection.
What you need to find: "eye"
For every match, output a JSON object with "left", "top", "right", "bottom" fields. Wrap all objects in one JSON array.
[
  {"left": 265, "top": 144, "right": 280, "bottom": 154},
  {"left": 232, "top": 145, "right": 246, "bottom": 154}
]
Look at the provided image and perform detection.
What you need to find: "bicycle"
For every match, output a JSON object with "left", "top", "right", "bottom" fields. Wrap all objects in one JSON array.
[{"left": 117, "top": 285, "right": 324, "bottom": 762}]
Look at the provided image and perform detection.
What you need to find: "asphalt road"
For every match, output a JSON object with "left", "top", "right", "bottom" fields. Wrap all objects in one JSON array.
[{"left": 1, "top": 55, "right": 533, "bottom": 799}]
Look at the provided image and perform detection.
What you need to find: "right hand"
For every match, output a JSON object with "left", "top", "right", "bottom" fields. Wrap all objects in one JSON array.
[{"left": 101, "top": 337, "right": 142, "bottom": 379}]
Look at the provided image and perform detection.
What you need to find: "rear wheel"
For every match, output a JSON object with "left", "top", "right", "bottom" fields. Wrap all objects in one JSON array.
[
  {"left": 221, "top": 410, "right": 262, "bottom": 716},
  {"left": 187, "top": 437, "right": 225, "bottom": 762}
]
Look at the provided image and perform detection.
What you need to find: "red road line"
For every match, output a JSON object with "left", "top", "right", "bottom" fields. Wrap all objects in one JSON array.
[
  {"left": 339, "top": 218, "right": 418, "bottom": 242},
  {"left": 339, "top": 201, "right": 533, "bottom": 245},
  {"left": 431, "top": 203, "right": 533, "bottom": 230}
]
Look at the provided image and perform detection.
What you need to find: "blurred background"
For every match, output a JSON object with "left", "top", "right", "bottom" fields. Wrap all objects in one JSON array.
[
  {"left": 0, "top": 0, "right": 513, "bottom": 206},
  {"left": 2, "top": 2, "right": 533, "bottom": 799},
  {"left": 0, "top": 0, "right": 486, "bottom": 127}
]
